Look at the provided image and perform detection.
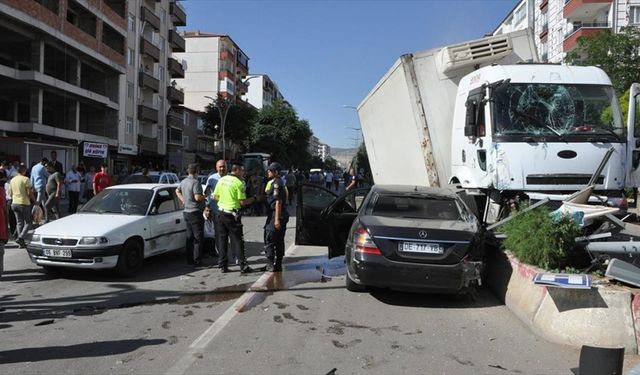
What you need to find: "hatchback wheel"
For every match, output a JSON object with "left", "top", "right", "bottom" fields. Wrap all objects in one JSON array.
[{"left": 115, "top": 240, "right": 143, "bottom": 277}]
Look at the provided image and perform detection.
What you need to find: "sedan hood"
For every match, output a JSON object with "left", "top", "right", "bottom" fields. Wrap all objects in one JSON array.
[{"left": 35, "top": 213, "right": 144, "bottom": 237}]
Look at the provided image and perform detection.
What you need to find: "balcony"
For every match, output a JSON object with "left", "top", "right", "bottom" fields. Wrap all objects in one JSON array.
[
  {"left": 138, "top": 104, "right": 159, "bottom": 123},
  {"left": 167, "top": 108, "right": 184, "bottom": 128},
  {"left": 170, "top": 1, "right": 187, "bottom": 26},
  {"left": 564, "top": 0, "right": 612, "bottom": 20},
  {"left": 167, "top": 85, "right": 184, "bottom": 104},
  {"left": 563, "top": 23, "right": 610, "bottom": 51},
  {"left": 168, "top": 57, "right": 185, "bottom": 78},
  {"left": 169, "top": 29, "right": 185, "bottom": 52},
  {"left": 139, "top": 135, "right": 158, "bottom": 152},
  {"left": 167, "top": 127, "right": 184, "bottom": 146},
  {"left": 540, "top": 0, "right": 549, "bottom": 10},
  {"left": 139, "top": 71, "right": 159, "bottom": 92},
  {"left": 141, "top": 6, "right": 161, "bottom": 31},
  {"left": 140, "top": 37, "right": 160, "bottom": 62},
  {"left": 539, "top": 23, "right": 549, "bottom": 39}
]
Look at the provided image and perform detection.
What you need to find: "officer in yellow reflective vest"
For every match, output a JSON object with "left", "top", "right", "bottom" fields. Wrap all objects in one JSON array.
[{"left": 263, "top": 162, "right": 289, "bottom": 272}]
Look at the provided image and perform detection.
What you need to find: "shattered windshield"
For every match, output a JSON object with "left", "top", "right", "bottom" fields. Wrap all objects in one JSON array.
[
  {"left": 80, "top": 189, "right": 153, "bottom": 215},
  {"left": 492, "top": 83, "right": 624, "bottom": 140}
]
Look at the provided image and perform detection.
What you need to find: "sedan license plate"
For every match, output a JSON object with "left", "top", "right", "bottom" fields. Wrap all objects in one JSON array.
[
  {"left": 399, "top": 242, "right": 443, "bottom": 254},
  {"left": 43, "top": 248, "right": 72, "bottom": 258}
]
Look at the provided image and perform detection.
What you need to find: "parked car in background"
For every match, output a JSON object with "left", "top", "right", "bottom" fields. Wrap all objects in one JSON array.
[
  {"left": 124, "top": 171, "right": 180, "bottom": 184},
  {"left": 26, "top": 184, "right": 187, "bottom": 276},
  {"left": 296, "top": 184, "right": 485, "bottom": 294}
]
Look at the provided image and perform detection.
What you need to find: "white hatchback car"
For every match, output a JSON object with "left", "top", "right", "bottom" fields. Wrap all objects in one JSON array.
[{"left": 26, "top": 184, "right": 187, "bottom": 276}]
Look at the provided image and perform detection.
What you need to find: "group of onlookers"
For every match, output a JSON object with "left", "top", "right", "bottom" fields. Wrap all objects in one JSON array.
[{"left": 176, "top": 160, "right": 291, "bottom": 274}]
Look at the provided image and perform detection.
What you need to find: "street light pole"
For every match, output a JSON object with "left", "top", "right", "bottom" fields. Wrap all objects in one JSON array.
[
  {"left": 204, "top": 94, "right": 232, "bottom": 161},
  {"left": 204, "top": 76, "right": 260, "bottom": 162}
]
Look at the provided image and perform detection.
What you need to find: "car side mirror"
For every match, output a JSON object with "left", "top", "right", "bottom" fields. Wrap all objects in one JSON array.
[{"left": 150, "top": 207, "right": 158, "bottom": 215}]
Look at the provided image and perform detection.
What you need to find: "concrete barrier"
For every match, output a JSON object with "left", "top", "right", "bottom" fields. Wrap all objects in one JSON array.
[{"left": 485, "top": 248, "right": 639, "bottom": 354}]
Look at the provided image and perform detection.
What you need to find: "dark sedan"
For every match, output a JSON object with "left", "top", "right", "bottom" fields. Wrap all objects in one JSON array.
[{"left": 296, "top": 184, "right": 485, "bottom": 294}]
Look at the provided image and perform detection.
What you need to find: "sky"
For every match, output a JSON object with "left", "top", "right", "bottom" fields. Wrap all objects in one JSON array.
[{"left": 182, "top": 0, "right": 518, "bottom": 149}]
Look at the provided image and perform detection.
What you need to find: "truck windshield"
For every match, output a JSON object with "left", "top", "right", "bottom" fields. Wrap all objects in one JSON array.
[{"left": 491, "top": 83, "right": 624, "bottom": 141}]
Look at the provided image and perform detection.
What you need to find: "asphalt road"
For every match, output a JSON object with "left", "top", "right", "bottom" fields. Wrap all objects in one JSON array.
[{"left": 0, "top": 212, "right": 583, "bottom": 374}]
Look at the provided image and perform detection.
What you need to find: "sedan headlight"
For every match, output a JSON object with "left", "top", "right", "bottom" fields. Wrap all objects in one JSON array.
[
  {"left": 31, "top": 234, "right": 41, "bottom": 243},
  {"left": 79, "top": 237, "right": 109, "bottom": 245}
]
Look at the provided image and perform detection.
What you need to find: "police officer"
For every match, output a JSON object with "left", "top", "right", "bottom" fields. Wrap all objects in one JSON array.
[
  {"left": 263, "top": 162, "right": 289, "bottom": 272},
  {"left": 212, "top": 163, "right": 256, "bottom": 274}
]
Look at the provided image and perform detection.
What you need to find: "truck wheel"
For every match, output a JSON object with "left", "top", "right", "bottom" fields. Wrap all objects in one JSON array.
[
  {"left": 115, "top": 240, "right": 143, "bottom": 277},
  {"left": 345, "top": 270, "right": 367, "bottom": 292}
]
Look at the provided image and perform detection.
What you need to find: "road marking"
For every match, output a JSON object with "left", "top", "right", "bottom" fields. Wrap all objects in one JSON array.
[{"left": 165, "top": 243, "right": 298, "bottom": 375}]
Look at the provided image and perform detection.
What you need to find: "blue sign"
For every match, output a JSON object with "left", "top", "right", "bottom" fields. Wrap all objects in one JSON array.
[{"left": 533, "top": 273, "right": 592, "bottom": 289}]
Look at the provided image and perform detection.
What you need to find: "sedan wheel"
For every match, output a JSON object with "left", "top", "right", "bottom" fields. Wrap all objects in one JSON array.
[
  {"left": 115, "top": 240, "right": 143, "bottom": 277},
  {"left": 345, "top": 269, "right": 367, "bottom": 292}
]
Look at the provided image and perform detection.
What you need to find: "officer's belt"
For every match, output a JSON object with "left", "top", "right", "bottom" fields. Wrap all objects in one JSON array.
[{"left": 219, "top": 208, "right": 239, "bottom": 214}]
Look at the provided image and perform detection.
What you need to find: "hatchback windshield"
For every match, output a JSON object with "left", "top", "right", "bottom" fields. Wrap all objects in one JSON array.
[
  {"left": 492, "top": 83, "right": 623, "bottom": 140},
  {"left": 372, "top": 195, "right": 462, "bottom": 220},
  {"left": 80, "top": 189, "right": 153, "bottom": 215}
]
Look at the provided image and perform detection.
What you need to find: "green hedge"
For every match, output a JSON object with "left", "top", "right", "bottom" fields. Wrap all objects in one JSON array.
[{"left": 500, "top": 207, "right": 581, "bottom": 270}]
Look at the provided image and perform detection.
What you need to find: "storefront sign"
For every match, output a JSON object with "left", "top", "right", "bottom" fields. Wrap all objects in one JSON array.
[
  {"left": 118, "top": 144, "right": 139, "bottom": 155},
  {"left": 83, "top": 142, "right": 108, "bottom": 158}
]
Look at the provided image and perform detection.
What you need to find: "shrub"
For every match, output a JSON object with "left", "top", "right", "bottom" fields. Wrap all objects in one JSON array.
[{"left": 500, "top": 206, "right": 581, "bottom": 270}]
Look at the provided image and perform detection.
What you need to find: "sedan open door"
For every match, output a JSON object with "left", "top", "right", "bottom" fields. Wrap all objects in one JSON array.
[{"left": 296, "top": 183, "right": 370, "bottom": 258}]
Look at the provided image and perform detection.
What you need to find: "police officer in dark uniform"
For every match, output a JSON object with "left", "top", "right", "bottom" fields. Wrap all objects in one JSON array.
[{"left": 263, "top": 162, "right": 289, "bottom": 272}]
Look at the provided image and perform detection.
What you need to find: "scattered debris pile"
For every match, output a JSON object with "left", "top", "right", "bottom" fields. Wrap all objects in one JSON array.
[{"left": 491, "top": 147, "right": 640, "bottom": 288}]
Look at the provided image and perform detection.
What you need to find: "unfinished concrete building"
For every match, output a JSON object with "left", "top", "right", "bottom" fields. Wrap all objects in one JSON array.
[{"left": 0, "top": 0, "right": 127, "bottom": 169}]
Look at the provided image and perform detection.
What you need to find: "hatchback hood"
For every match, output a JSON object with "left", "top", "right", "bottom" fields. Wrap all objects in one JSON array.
[{"left": 35, "top": 213, "right": 143, "bottom": 237}]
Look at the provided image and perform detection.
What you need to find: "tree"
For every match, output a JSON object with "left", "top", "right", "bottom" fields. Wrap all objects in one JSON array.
[
  {"left": 352, "top": 141, "right": 371, "bottom": 182},
  {"left": 566, "top": 27, "right": 640, "bottom": 94},
  {"left": 323, "top": 157, "right": 338, "bottom": 172},
  {"left": 248, "top": 100, "right": 313, "bottom": 167},
  {"left": 201, "top": 93, "right": 257, "bottom": 154}
]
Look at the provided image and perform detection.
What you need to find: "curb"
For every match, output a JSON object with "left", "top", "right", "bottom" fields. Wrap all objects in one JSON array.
[{"left": 485, "top": 248, "right": 639, "bottom": 354}]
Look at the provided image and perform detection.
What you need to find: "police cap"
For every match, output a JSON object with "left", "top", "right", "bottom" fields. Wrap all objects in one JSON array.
[{"left": 267, "top": 162, "right": 282, "bottom": 172}]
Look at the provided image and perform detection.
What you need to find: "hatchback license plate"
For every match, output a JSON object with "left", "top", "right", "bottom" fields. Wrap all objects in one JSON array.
[
  {"left": 43, "top": 248, "right": 72, "bottom": 258},
  {"left": 399, "top": 242, "right": 443, "bottom": 254}
]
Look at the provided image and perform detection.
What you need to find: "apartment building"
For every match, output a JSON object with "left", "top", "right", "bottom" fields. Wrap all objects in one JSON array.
[
  {"left": 0, "top": 0, "right": 127, "bottom": 170},
  {"left": 116, "top": 0, "right": 186, "bottom": 173},
  {"left": 173, "top": 31, "right": 250, "bottom": 113},
  {"left": 494, "top": 0, "right": 640, "bottom": 63},
  {"left": 0, "top": 0, "right": 187, "bottom": 173},
  {"left": 318, "top": 143, "right": 330, "bottom": 162},
  {"left": 242, "top": 74, "right": 284, "bottom": 109}
]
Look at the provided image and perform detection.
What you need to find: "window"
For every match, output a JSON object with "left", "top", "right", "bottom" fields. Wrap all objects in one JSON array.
[
  {"left": 183, "top": 111, "right": 190, "bottom": 125},
  {"left": 183, "top": 135, "right": 189, "bottom": 148},
  {"left": 127, "top": 82, "right": 134, "bottom": 99},
  {"left": 158, "top": 96, "right": 164, "bottom": 114},
  {"left": 631, "top": 6, "right": 640, "bottom": 24},
  {"left": 159, "top": 36, "right": 165, "bottom": 52},
  {"left": 514, "top": 5, "right": 526, "bottom": 24},
  {"left": 127, "top": 48, "right": 134, "bottom": 65},
  {"left": 158, "top": 66, "right": 164, "bottom": 81},
  {"left": 161, "top": 9, "right": 166, "bottom": 24},
  {"left": 128, "top": 13, "right": 135, "bottom": 31},
  {"left": 126, "top": 116, "right": 133, "bottom": 134},
  {"left": 196, "top": 118, "right": 204, "bottom": 130},
  {"left": 154, "top": 190, "right": 176, "bottom": 214}
]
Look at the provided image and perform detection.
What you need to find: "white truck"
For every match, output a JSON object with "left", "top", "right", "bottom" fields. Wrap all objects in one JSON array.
[{"left": 357, "top": 29, "right": 640, "bottom": 222}]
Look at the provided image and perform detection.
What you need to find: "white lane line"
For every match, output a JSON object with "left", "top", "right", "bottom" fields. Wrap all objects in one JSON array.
[{"left": 165, "top": 243, "right": 298, "bottom": 375}]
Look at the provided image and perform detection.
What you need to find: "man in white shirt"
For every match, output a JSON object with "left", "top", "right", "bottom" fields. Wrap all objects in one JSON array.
[{"left": 65, "top": 165, "right": 82, "bottom": 214}]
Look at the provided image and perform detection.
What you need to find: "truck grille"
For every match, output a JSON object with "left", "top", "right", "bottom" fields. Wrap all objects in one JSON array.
[{"left": 526, "top": 174, "right": 603, "bottom": 185}]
